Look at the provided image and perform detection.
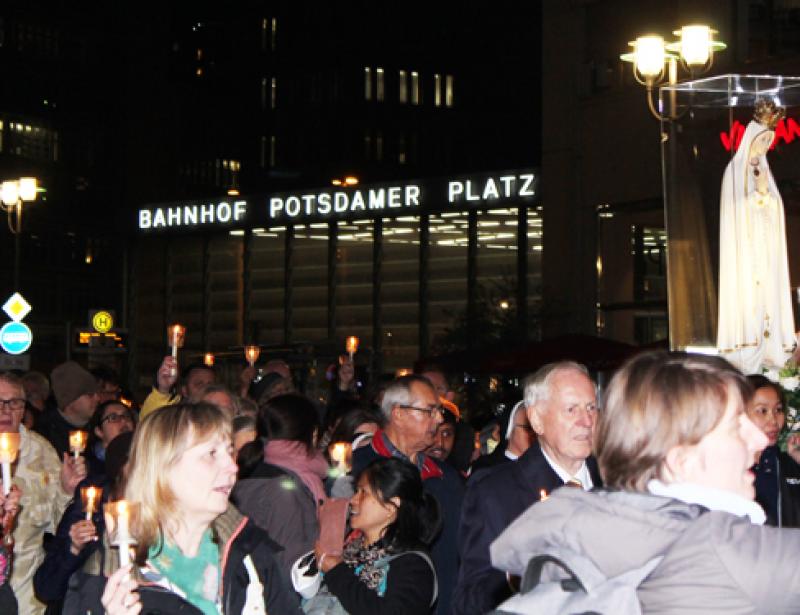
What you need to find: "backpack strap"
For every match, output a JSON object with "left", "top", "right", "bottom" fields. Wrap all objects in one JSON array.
[
  {"left": 521, "top": 554, "right": 586, "bottom": 594},
  {"left": 379, "top": 551, "right": 438, "bottom": 607}
]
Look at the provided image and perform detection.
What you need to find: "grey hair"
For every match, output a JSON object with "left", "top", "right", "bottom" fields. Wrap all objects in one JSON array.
[
  {"left": 523, "top": 361, "right": 591, "bottom": 409},
  {"left": 380, "top": 375, "right": 435, "bottom": 421}
]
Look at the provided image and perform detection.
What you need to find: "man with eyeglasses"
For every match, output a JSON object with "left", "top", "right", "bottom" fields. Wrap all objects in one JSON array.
[
  {"left": 350, "top": 374, "right": 464, "bottom": 615},
  {"left": 0, "top": 372, "right": 87, "bottom": 615},
  {"left": 453, "top": 362, "right": 603, "bottom": 615}
]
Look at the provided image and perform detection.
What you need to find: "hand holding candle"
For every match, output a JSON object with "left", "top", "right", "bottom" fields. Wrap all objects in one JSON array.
[
  {"left": 105, "top": 500, "right": 137, "bottom": 568},
  {"left": 167, "top": 323, "right": 186, "bottom": 377},
  {"left": 244, "top": 345, "right": 260, "bottom": 367},
  {"left": 69, "top": 430, "right": 87, "bottom": 460},
  {"left": 328, "top": 442, "right": 352, "bottom": 478},
  {"left": 345, "top": 336, "right": 359, "bottom": 362},
  {"left": 81, "top": 485, "right": 102, "bottom": 521},
  {"left": 0, "top": 433, "right": 20, "bottom": 496}
]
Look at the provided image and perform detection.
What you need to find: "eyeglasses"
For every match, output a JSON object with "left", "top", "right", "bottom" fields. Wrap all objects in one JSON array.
[
  {"left": 396, "top": 404, "right": 445, "bottom": 418},
  {"left": 101, "top": 412, "right": 133, "bottom": 425},
  {"left": 0, "top": 398, "right": 25, "bottom": 412}
]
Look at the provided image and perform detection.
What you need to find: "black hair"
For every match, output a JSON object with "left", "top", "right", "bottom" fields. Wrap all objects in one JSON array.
[
  {"left": 746, "top": 374, "right": 786, "bottom": 408},
  {"left": 329, "top": 406, "right": 382, "bottom": 444},
  {"left": 257, "top": 393, "right": 320, "bottom": 454},
  {"left": 237, "top": 440, "right": 265, "bottom": 479},
  {"left": 88, "top": 399, "right": 133, "bottom": 445},
  {"left": 180, "top": 362, "right": 215, "bottom": 383},
  {"left": 90, "top": 365, "right": 120, "bottom": 386},
  {"left": 360, "top": 457, "right": 441, "bottom": 551}
]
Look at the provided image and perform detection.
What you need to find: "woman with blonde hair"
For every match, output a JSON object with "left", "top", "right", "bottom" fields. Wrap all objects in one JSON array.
[
  {"left": 491, "top": 352, "right": 800, "bottom": 614},
  {"left": 66, "top": 401, "right": 301, "bottom": 615}
]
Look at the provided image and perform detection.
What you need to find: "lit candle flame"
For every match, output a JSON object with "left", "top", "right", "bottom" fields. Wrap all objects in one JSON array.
[
  {"left": 540, "top": 489, "right": 548, "bottom": 501},
  {"left": 204, "top": 352, "right": 215, "bottom": 367},
  {"left": 345, "top": 336, "right": 359, "bottom": 355},
  {"left": 69, "top": 430, "right": 87, "bottom": 458},
  {"left": 244, "top": 345, "right": 260, "bottom": 367}
]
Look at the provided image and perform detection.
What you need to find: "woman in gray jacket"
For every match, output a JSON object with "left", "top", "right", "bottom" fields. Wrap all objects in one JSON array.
[{"left": 491, "top": 351, "right": 800, "bottom": 615}]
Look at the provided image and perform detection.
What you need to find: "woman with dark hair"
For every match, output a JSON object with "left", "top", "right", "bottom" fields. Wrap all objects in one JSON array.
[
  {"left": 232, "top": 393, "right": 328, "bottom": 574},
  {"left": 310, "top": 457, "right": 440, "bottom": 615},
  {"left": 746, "top": 374, "right": 800, "bottom": 527},
  {"left": 329, "top": 407, "right": 381, "bottom": 450}
]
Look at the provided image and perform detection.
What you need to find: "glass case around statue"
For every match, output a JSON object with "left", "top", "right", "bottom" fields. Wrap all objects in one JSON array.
[{"left": 659, "top": 74, "right": 800, "bottom": 372}]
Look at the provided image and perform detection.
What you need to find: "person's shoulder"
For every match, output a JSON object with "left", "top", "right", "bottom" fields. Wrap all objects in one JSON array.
[{"left": 22, "top": 427, "right": 61, "bottom": 463}]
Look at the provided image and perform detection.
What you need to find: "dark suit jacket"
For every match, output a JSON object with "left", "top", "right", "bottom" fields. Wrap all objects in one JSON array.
[{"left": 452, "top": 442, "right": 601, "bottom": 615}]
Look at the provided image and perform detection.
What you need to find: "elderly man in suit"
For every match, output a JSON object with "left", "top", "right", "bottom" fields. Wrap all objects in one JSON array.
[{"left": 452, "top": 361, "right": 602, "bottom": 615}]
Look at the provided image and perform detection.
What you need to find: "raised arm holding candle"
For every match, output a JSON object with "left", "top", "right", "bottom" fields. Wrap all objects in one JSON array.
[
  {"left": 244, "top": 345, "right": 261, "bottom": 368},
  {"left": 167, "top": 323, "right": 186, "bottom": 378},
  {"left": 345, "top": 336, "right": 359, "bottom": 363},
  {"left": 69, "top": 430, "right": 87, "bottom": 460}
]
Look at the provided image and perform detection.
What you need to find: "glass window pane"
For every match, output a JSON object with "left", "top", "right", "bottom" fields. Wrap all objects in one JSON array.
[
  {"left": 292, "top": 225, "right": 329, "bottom": 342},
  {"left": 336, "top": 221, "right": 373, "bottom": 348},
  {"left": 382, "top": 216, "right": 419, "bottom": 372},
  {"left": 429, "top": 212, "right": 468, "bottom": 351},
  {"left": 250, "top": 227, "right": 286, "bottom": 345}
]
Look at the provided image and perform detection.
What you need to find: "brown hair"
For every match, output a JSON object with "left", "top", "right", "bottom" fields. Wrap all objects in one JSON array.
[{"left": 596, "top": 351, "right": 752, "bottom": 492}]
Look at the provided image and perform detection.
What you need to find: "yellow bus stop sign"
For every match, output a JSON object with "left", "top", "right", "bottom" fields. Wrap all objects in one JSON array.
[{"left": 92, "top": 311, "right": 114, "bottom": 334}]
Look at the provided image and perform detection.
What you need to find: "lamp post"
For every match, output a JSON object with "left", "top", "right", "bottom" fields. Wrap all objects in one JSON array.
[
  {"left": 620, "top": 24, "right": 726, "bottom": 120},
  {"left": 1, "top": 177, "right": 39, "bottom": 290}
]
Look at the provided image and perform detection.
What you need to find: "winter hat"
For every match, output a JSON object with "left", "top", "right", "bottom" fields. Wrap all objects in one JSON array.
[{"left": 51, "top": 361, "right": 97, "bottom": 409}]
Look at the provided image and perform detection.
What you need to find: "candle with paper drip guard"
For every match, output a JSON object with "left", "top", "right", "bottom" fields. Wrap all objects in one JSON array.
[
  {"left": 69, "top": 430, "right": 87, "bottom": 459},
  {"left": 0, "top": 433, "right": 20, "bottom": 496},
  {"left": 106, "top": 500, "right": 137, "bottom": 568},
  {"left": 244, "top": 345, "right": 261, "bottom": 367},
  {"left": 81, "top": 485, "right": 102, "bottom": 521},
  {"left": 167, "top": 323, "right": 186, "bottom": 377},
  {"left": 328, "top": 442, "right": 352, "bottom": 477},
  {"left": 203, "top": 352, "right": 215, "bottom": 367},
  {"left": 345, "top": 336, "right": 359, "bottom": 362}
]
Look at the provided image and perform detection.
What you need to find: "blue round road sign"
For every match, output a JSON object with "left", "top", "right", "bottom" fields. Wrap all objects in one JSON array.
[{"left": 0, "top": 321, "right": 32, "bottom": 355}]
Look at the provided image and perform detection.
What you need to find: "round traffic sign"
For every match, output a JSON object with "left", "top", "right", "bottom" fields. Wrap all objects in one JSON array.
[
  {"left": 92, "top": 310, "right": 114, "bottom": 333},
  {"left": 0, "top": 321, "right": 32, "bottom": 355}
]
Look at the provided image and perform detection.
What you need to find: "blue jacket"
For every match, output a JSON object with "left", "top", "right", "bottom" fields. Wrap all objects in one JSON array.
[
  {"left": 352, "top": 432, "right": 464, "bottom": 615},
  {"left": 452, "top": 442, "right": 602, "bottom": 615}
]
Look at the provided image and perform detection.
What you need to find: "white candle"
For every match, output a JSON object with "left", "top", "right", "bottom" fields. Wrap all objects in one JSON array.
[
  {"left": 117, "top": 500, "right": 131, "bottom": 567},
  {"left": 0, "top": 433, "right": 19, "bottom": 496},
  {"left": 1, "top": 462, "right": 9, "bottom": 497},
  {"left": 85, "top": 486, "right": 97, "bottom": 521}
]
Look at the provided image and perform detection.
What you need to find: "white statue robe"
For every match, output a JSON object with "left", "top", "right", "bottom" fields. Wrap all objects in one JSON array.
[{"left": 717, "top": 119, "right": 795, "bottom": 373}]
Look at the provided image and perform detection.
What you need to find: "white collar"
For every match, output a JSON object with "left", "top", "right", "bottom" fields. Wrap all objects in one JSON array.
[
  {"left": 540, "top": 446, "right": 592, "bottom": 489},
  {"left": 647, "top": 479, "right": 766, "bottom": 525},
  {"left": 504, "top": 449, "right": 519, "bottom": 461}
]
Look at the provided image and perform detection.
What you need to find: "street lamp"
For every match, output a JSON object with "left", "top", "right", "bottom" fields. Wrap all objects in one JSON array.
[
  {"left": 1, "top": 177, "right": 39, "bottom": 290},
  {"left": 620, "top": 24, "right": 726, "bottom": 120}
]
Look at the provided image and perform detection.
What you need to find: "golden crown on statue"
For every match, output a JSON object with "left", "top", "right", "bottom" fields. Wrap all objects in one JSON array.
[{"left": 753, "top": 98, "right": 785, "bottom": 130}]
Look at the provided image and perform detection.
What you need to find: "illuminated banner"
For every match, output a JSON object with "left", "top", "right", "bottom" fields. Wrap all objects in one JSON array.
[
  {"left": 137, "top": 169, "right": 538, "bottom": 232},
  {"left": 720, "top": 117, "right": 800, "bottom": 152}
]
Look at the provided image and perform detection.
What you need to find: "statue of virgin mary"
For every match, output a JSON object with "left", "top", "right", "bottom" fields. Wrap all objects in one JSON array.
[{"left": 717, "top": 99, "right": 795, "bottom": 373}]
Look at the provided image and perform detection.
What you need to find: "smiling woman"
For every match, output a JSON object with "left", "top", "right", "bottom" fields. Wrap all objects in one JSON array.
[{"left": 65, "top": 402, "right": 302, "bottom": 615}]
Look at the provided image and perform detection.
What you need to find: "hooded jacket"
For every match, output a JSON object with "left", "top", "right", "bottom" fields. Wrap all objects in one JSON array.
[{"left": 490, "top": 487, "right": 800, "bottom": 614}]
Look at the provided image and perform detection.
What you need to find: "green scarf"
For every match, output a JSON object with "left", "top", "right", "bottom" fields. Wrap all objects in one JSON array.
[{"left": 148, "top": 529, "right": 222, "bottom": 615}]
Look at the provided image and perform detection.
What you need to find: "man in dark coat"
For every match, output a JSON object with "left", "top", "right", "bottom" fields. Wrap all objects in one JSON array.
[
  {"left": 351, "top": 374, "right": 464, "bottom": 615},
  {"left": 453, "top": 361, "right": 602, "bottom": 615}
]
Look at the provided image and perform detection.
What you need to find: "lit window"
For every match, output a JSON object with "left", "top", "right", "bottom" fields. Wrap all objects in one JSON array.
[
  {"left": 434, "top": 74, "right": 442, "bottom": 107},
  {"left": 270, "top": 135, "right": 276, "bottom": 167},
  {"left": 445, "top": 74, "right": 454, "bottom": 107},
  {"left": 399, "top": 70, "right": 408, "bottom": 104},
  {"left": 364, "top": 67, "right": 372, "bottom": 100},
  {"left": 261, "top": 77, "right": 268, "bottom": 109},
  {"left": 261, "top": 18, "right": 268, "bottom": 51},
  {"left": 271, "top": 77, "right": 277, "bottom": 109},
  {"left": 196, "top": 67, "right": 203, "bottom": 77},
  {"left": 411, "top": 71, "right": 419, "bottom": 105},
  {"left": 271, "top": 18, "right": 277, "bottom": 51},
  {"left": 260, "top": 136, "right": 267, "bottom": 167},
  {"left": 376, "top": 67, "right": 385, "bottom": 101},
  {"left": 196, "top": 48, "right": 203, "bottom": 60},
  {"left": 398, "top": 133, "right": 406, "bottom": 164}
]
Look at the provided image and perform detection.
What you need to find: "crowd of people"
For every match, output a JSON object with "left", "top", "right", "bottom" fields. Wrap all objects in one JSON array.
[{"left": 0, "top": 348, "right": 797, "bottom": 614}]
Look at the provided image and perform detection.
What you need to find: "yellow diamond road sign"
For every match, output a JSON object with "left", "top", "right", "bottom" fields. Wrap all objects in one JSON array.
[{"left": 2, "top": 293, "right": 31, "bottom": 322}]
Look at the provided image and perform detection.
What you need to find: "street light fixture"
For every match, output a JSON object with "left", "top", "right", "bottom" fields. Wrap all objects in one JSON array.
[
  {"left": 620, "top": 24, "right": 726, "bottom": 120},
  {"left": 1, "top": 177, "right": 39, "bottom": 290}
]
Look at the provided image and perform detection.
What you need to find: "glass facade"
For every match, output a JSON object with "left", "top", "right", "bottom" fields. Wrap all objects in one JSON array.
[{"left": 135, "top": 169, "right": 542, "bottom": 378}]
